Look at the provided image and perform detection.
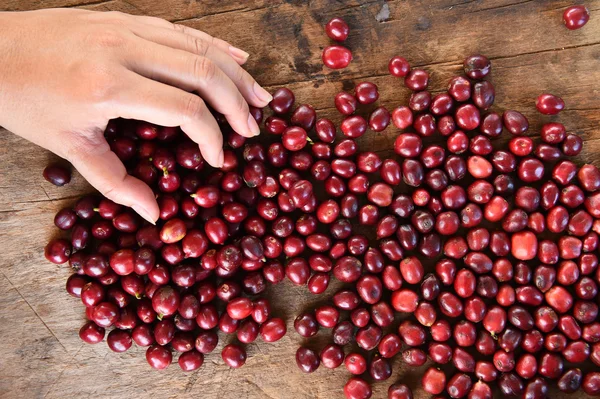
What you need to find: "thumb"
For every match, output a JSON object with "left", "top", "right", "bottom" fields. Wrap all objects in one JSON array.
[{"left": 68, "top": 143, "right": 159, "bottom": 224}]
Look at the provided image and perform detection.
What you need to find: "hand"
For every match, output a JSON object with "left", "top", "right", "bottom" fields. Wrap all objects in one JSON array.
[{"left": 0, "top": 8, "right": 272, "bottom": 223}]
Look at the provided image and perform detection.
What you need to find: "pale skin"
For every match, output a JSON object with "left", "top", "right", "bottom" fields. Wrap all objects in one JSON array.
[{"left": 0, "top": 8, "right": 273, "bottom": 224}]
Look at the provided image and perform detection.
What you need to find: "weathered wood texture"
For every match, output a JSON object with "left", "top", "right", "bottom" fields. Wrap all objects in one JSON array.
[{"left": 1, "top": 1, "right": 599, "bottom": 398}]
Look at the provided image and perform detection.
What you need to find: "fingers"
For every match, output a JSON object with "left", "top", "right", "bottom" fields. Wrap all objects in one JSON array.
[
  {"left": 68, "top": 142, "right": 159, "bottom": 224},
  {"left": 125, "top": 39, "right": 259, "bottom": 138},
  {"left": 126, "top": 23, "right": 272, "bottom": 108},
  {"left": 112, "top": 71, "right": 224, "bottom": 168},
  {"left": 128, "top": 14, "right": 249, "bottom": 64}
]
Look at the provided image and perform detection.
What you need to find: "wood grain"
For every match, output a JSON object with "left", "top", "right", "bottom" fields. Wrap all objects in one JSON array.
[{"left": 1, "top": 1, "right": 599, "bottom": 398}]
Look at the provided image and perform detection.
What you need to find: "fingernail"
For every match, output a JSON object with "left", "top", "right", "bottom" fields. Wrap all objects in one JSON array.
[
  {"left": 229, "top": 45, "right": 249, "bottom": 62},
  {"left": 217, "top": 149, "right": 225, "bottom": 168},
  {"left": 253, "top": 81, "right": 273, "bottom": 104},
  {"left": 133, "top": 205, "right": 156, "bottom": 225},
  {"left": 247, "top": 113, "right": 260, "bottom": 137}
]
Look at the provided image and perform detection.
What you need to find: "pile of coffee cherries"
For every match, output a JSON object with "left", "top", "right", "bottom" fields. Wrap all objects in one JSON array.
[
  {"left": 289, "top": 50, "right": 600, "bottom": 397},
  {"left": 42, "top": 10, "right": 600, "bottom": 399}
]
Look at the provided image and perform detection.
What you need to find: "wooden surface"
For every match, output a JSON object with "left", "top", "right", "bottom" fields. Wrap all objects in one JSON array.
[{"left": 1, "top": 1, "right": 600, "bottom": 398}]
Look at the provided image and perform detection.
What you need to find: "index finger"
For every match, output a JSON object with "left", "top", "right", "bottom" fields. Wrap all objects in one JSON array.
[
  {"left": 130, "top": 15, "right": 250, "bottom": 64},
  {"left": 112, "top": 71, "right": 225, "bottom": 168},
  {"left": 127, "top": 39, "right": 259, "bottom": 138}
]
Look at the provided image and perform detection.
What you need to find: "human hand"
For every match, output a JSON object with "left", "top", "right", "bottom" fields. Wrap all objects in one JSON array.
[{"left": 0, "top": 8, "right": 272, "bottom": 223}]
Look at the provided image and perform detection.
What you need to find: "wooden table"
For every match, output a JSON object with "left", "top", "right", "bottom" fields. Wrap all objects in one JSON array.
[{"left": 1, "top": 1, "right": 599, "bottom": 398}]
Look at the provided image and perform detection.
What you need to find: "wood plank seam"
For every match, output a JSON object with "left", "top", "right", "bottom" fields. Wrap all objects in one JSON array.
[
  {"left": 170, "top": 6, "right": 250, "bottom": 24},
  {"left": 170, "top": 0, "right": 386, "bottom": 25},
  {"left": 261, "top": 41, "right": 600, "bottom": 89},
  {"left": 64, "top": 0, "right": 111, "bottom": 8},
  {"left": 119, "top": 0, "right": 141, "bottom": 13},
  {"left": 488, "top": 41, "right": 600, "bottom": 62},
  {"left": 471, "top": 0, "right": 534, "bottom": 14}
]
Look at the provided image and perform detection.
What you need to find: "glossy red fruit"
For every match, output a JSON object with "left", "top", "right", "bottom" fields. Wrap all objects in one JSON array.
[
  {"left": 322, "top": 45, "right": 352, "bottom": 69},
  {"left": 563, "top": 5, "right": 590, "bottom": 30},
  {"left": 356, "top": 324, "right": 382, "bottom": 351},
  {"left": 345, "top": 353, "right": 367, "bottom": 375},
  {"left": 355, "top": 82, "right": 379, "bottom": 104},
  {"left": 221, "top": 344, "right": 246, "bottom": 368},
  {"left": 464, "top": 55, "right": 491, "bottom": 79},
  {"left": 545, "top": 286, "right": 573, "bottom": 313},
  {"left": 335, "top": 92, "right": 358, "bottom": 115},
  {"left": 392, "top": 106, "right": 414, "bottom": 129},
  {"left": 178, "top": 350, "right": 203, "bottom": 372},
  {"left": 325, "top": 17, "right": 349, "bottom": 41},
  {"left": 521, "top": 330, "right": 544, "bottom": 353},
  {"left": 422, "top": 368, "right": 446, "bottom": 395},
  {"left": 405, "top": 69, "right": 429, "bottom": 91},
  {"left": 45, "top": 239, "right": 71, "bottom": 264},
  {"left": 146, "top": 345, "right": 172, "bottom": 370},
  {"left": 455, "top": 104, "right": 480, "bottom": 131},
  {"left": 152, "top": 286, "right": 180, "bottom": 317},
  {"left": 296, "top": 347, "right": 319, "bottom": 373},
  {"left": 341, "top": 116, "right": 367, "bottom": 138},
  {"left": 511, "top": 230, "right": 538, "bottom": 260},
  {"left": 43, "top": 164, "right": 71, "bottom": 186},
  {"left": 448, "top": 76, "right": 471, "bottom": 102},
  {"left": 389, "top": 56, "right": 411, "bottom": 77},
  {"left": 447, "top": 373, "right": 472, "bottom": 398},
  {"left": 369, "top": 107, "right": 391, "bottom": 132},
  {"left": 320, "top": 344, "right": 345, "bottom": 369},
  {"left": 539, "top": 352, "right": 564, "bottom": 379},
  {"left": 344, "top": 377, "right": 372, "bottom": 399},
  {"left": 79, "top": 321, "right": 105, "bottom": 344},
  {"left": 438, "top": 292, "right": 463, "bottom": 318},
  {"left": 583, "top": 372, "right": 600, "bottom": 395},
  {"left": 260, "top": 318, "right": 286, "bottom": 342},
  {"left": 536, "top": 93, "right": 565, "bottom": 115},
  {"left": 269, "top": 88, "right": 294, "bottom": 114},
  {"left": 388, "top": 384, "right": 412, "bottom": 399}
]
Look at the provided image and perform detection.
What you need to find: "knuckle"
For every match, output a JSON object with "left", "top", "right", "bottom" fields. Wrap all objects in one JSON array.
[
  {"left": 189, "top": 37, "right": 210, "bottom": 57},
  {"left": 145, "top": 15, "right": 169, "bottom": 26},
  {"left": 192, "top": 57, "right": 218, "bottom": 84},
  {"left": 183, "top": 95, "right": 207, "bottom": 123},
  {"left": 94, "top": 27, "right": 128, "bottom": 49},
  {"left": 81, "top": 64, "right": 117, "bottom": 102},
  {"left": 172, "top": 23, "right": 188, "bottom": 34},
  {"left": 234, "top": 66, "right": 249, "bottom": 85},
  {"left": 235, "top": 94, "right": 248, "bottom": 115},
  {"left": 103, "top": 11, "right": 128, "bottom": 23}
]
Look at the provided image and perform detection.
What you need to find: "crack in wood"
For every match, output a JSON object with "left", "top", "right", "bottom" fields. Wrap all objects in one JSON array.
[
  {"left": 332, "top": 0, "right": 387, "bottom": 13},
  {"left": 64, "top": 0, "right": 114, "bottom": 8},
  {"left": 39, "top": 185, "right": 52, "bottom": 202},
  {"left": 471, "top": 0, "right": 534, "bottom": 14},
  {"left": 0, "top": 271, "right": 70, "bottom": 356},
  {"left": 565, "top": 107, "right": 600, "bottom": 112},
  {"left": 542, "top": 4, "right": 600, "bottom": 13},
  {"left": 120, "top": 0, "right": 141, "bottom": 13},
  {"left": 170, "top": 5, "right": 260, "bottom": 24},
  {"left": 488, "top": 40, "right": 600, "bottom": 62},
  {"left": 445, "top": 0, "right": 478, "bottom": 8},
  {"left": 43, "top": 344, "right": 85, "bottom": 399},
  {"left": 0, "top": 193, "right": 89, "bottom": 213}
]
